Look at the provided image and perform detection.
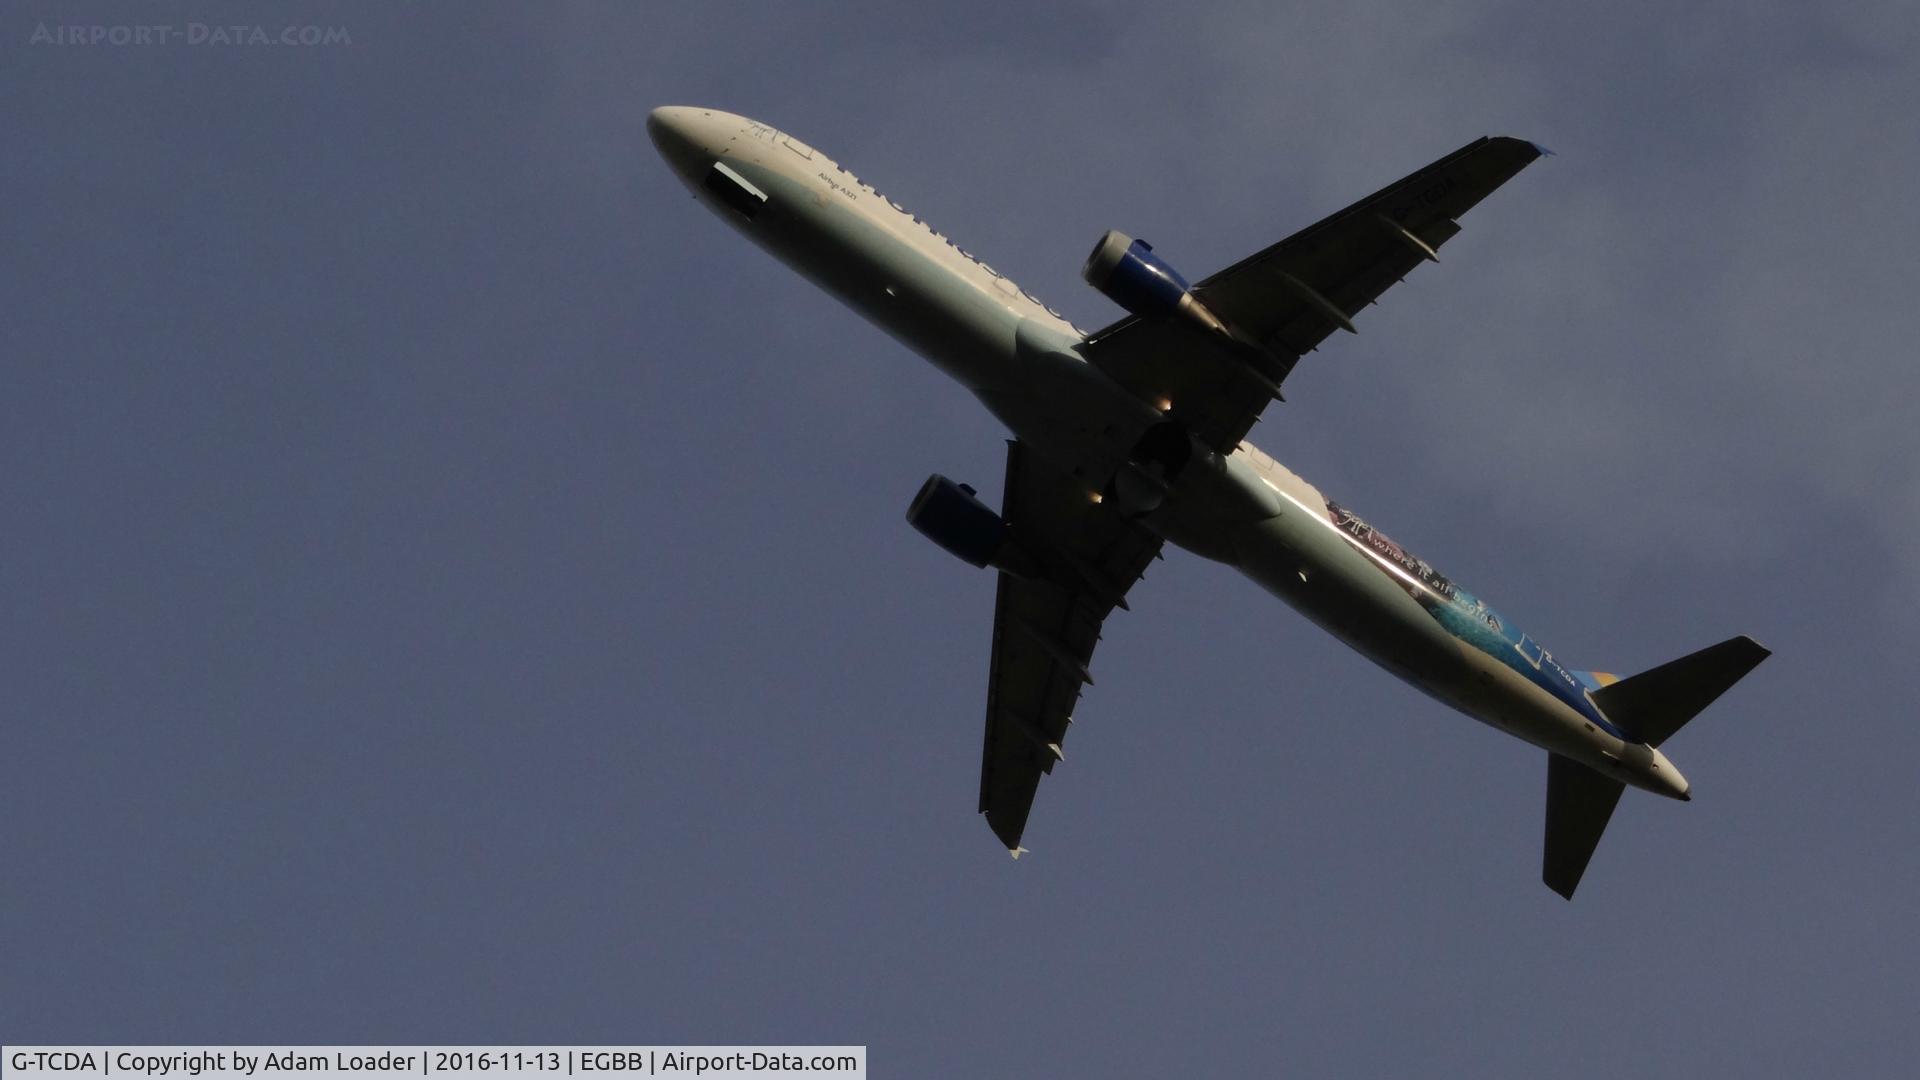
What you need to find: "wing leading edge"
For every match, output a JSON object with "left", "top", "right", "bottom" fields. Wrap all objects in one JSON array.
[{"left": 979, "top": 441, "right": 1162, "bottom": 853}]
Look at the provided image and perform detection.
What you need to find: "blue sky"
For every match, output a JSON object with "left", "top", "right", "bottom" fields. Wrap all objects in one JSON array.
[{"left": 5, "top": 2, "right": 1917, "bottom": 1075}]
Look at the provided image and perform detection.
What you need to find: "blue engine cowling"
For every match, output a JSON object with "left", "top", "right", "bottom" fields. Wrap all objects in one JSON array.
[
  {"left": 1081, "top": 229, "right": 1193, "bottom": 319},
  {"left": 906, "top": 475, "right": 1009, "bottom": 569}
]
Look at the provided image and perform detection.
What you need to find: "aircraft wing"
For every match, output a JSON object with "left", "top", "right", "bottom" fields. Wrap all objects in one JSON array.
[
  {"left": 1081, "top": 136, "right": 1544, "bottom": 453},
  {"left": 979, "top": 440, "right": 1163, "bottom": 853}
]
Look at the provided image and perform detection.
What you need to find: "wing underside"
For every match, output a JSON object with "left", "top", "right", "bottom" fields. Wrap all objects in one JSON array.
[
  {"left": 1081, "top": 136, "right": 1544, "bottom": 451},
  {"left": 979, "top": 441, "right": 1162, "bottom": 852}
]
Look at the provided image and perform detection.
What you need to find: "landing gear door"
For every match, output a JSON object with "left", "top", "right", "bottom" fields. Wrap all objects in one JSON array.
[{"left": 704, "top": 162, "right": 768, "bottom": 221}]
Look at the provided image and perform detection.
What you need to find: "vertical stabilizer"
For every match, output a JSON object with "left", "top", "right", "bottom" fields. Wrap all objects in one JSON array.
[{"left": 1543, "top": 753, "right": 1625, "bottom": 900}]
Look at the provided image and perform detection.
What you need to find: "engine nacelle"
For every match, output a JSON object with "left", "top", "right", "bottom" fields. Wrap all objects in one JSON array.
[
  {"left": 1081, "top": 230, "right": 1194, "bottom": 320},
  {"left": 906, "top": 475, "right": 1013, "bottom": 569},
  {"left": 1081, "top": 229, "right": 1238, "bottom": 345}
]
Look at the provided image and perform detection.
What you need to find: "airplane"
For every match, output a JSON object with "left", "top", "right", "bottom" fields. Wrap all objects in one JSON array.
[{"left": 648, "top": 106, "right": 1768, "bottom": 899}]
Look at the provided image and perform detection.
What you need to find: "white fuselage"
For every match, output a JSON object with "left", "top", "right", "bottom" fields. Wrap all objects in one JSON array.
[{"left": 648, "top": 107, "right": 1688, "bottom": 801}]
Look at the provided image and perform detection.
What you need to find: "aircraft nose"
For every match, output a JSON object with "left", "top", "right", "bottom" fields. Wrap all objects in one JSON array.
[
  {"left": 645, "top": 106, "right": 679, "bottom": 146},
  {"left": 647, "top": 106, "right": 707, "bottom": 180}
]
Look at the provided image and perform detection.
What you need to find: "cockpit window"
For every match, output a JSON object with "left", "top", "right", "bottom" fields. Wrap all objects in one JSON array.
[{"left": 705, "top": 162, "right": 767, "bottom": 220}]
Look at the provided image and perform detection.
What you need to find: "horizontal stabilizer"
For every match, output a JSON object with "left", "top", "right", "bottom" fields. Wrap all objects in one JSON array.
[
  {"left": 1543, "top": 753, "right": 1625, "bottom": 900},
  {"left": 1590, "top": 635, "right": 1770, "bottom": 748}
]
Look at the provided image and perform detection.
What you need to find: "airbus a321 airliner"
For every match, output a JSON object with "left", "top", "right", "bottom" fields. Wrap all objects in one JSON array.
[{"left": 649, "top": 106, "right": 1767, "bottom": 898}]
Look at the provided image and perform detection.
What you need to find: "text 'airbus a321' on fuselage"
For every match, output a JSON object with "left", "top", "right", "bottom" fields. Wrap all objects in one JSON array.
[{"left": 648, "top": 106, "right": 1767, "bottom": 899}]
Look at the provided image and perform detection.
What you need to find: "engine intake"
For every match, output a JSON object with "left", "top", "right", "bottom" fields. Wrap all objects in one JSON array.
[
  {"left": 1081, "top": 229, "right": 1236, "bottom": 343},
  {"left": 1081, "top": 230, "right": 1192, "bottom": 320},
  {"left": 906, "top": 475, "right": 1013, "bottom": 569}
]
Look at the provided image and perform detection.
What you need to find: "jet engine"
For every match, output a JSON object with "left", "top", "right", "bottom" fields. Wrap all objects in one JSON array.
[
  {"left": 1081, "top": 229, "right": 1234, "bottom": 339},
  {"left": 906, "top": 475, "right": 1038, "bottom": 576}
]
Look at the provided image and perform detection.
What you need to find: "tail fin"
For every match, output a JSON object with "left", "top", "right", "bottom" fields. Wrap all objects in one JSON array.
[
  {"left": 1588, "top": 635, "right": 1770, "bottom": 748},
  {"left": 1544, "top": 753, "right": 1625, "bottom": 900}
]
